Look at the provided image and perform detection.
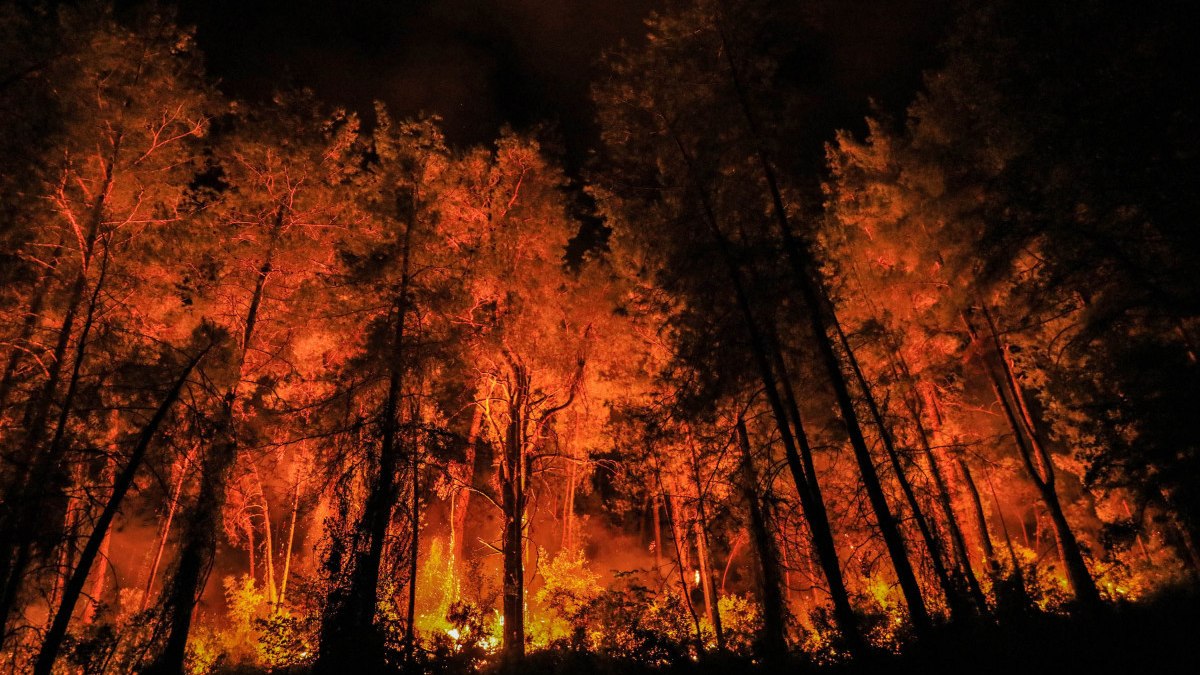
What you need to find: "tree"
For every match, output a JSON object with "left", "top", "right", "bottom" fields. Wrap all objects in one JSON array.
[
  {"left": 451, "top": 132, "right": 609, "bottom": 661},
  {"left": 0, "top": 5, "right": 210, "bottom": 643},
  {"left": 147, "top": 95, "right": 356, "bottom": 673},
  {"left": 315, "top": 110, "right": 454, "bottom": 672}
]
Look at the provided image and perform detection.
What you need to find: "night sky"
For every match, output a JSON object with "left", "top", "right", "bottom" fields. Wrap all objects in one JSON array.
[{"left": 145, "top": 0, "right": 954, "bottom": 164}]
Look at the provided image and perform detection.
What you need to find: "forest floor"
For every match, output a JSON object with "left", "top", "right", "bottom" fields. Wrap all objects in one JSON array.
[
  {"left": 216, "top": 587, "right": 1200, "bottom": 674},
  {"left": 489, "top": 587, "right": 1200, "bottom": 675}
]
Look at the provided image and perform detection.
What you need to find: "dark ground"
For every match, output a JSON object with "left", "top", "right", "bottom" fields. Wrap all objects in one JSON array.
[{"left": 489, "top": 588, "right": 1200, "bottom": 675}]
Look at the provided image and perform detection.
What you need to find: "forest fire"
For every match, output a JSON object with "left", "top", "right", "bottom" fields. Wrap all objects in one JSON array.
[{"left": 1, "top": 0, "right": 1198, "bottom": 674}]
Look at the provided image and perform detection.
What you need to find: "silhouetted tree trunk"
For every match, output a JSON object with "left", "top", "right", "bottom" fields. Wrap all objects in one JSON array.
[
  {"left": 686, "top": 432, "right": 724, "bottom": 650},
  {"left": 0, "top": 174, "right": 114, "bottom": 637},
  {"left": 148, "top": 209, "right": 283, "bottom": 675},
  {"left": 907, "top": 382, "right": 989, "bottom": 612},
  {"left": 317, "top": 195, "right": 415, "bottom": 672},
  {"left": 660, "top": 485, "right": 704, "bottom": 656},
  {"left": 984, "top": 468, "right": 1033, "bottom": 614},
  {"left": 832, "top": 318, "right": 971, "bottom": 620},
  {"left": 142, "top": 454, "right": 187, "bottom": 612},
  {"left": 500, "top": 359, "right": 529, "bottom": 662},
  {"left": 968, "top": 308, "right": 1100, "bottom": 609},
  {"left": 652, "top": 496, "right": 664, "bottom": 582},
  {"left": 664, "top": 123, "right": 864, "bottom": 651},
  {"left": 957, "top": 458, "right": 1000, "bottom": 581},
  {"left": 404, "top": 402, "right": 422, "bottom": 664},
  {"left": 736, "top": 417, "right": 787, "bottom": 664},
  {"left": 714, "top": 7, "right": 932, "bottom": 633},
  {"left": 35, "top": 344, "right": 208, "bottom": 675},
  {"left": 278, "top": 470, "right": 300, "bottom": 609}
]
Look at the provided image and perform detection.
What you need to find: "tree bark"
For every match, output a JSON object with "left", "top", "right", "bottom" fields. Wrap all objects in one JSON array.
[
  {"left": 404, "top": 401, "right": 421, "bottom": 664},
  {"left": 715, "top": 7, "right": 932, "bottom": 632},
  {"left": 278, "top": 469, "right": 300, "bottom": 609},
  {"left": 900, "top": 361, "right": 988, "bottom": 611},
  {"left": 317, "top": 195, "right": 415, "bottom": 672},
  {"left": 500, "top": 363, "right": 529, "bottom": 662},
  {"left": 0, "top": 224, "right": 111, "bottom": 641},
  {"left": 662, "top": 489, "right": 704, "bottom": 656},
  {"left": 833, "top": 318, "right": 969, "bottom": 620},
  {"left": 249, "top": 462, "right": 277, "bottom": 606},
  {"left": 686, "top": 433, "right": 723, "bottom": 650},
  {"left": 652, "top": 496, "right": 664, "bottom": 583},
  {"left": 957, "top": 459, "right": 1000, "bottom": 580}
]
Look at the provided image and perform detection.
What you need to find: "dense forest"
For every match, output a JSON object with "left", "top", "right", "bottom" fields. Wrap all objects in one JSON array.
[{"left": 1, "top": 0, "right": 1198, "bottom": 673}]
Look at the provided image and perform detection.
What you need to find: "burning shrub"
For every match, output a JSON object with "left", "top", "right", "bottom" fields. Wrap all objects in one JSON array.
[
  {"left": 534, "top": 548, "right": 603, "bottom": 644},
  {"left": 563, "top": 572, "right": 695, "bottom": 666},
  {"left": 713, "top": 594, "right": 762, "bottom": 656},
  {"left": 255, "top": 612, "right": 318, "bottom": 670}
]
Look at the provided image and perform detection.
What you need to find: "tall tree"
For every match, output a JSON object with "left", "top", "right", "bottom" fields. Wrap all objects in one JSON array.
[
  {"left": 315, "top": 111, "right": 453, "bottom": 672},
  {"left": 147, "top": 96, "right": 355, "bottom": 673},
  {"left": 0, "top": 5, "right": 210, "bottom": 641}
]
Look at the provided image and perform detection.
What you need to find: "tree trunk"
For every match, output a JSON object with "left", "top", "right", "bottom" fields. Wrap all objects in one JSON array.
[
  {"left": 694, "top": 524, "right": 719, "bottom": 646},
  {"left": 450, "top": 404, "right": 482, "bottom": 575},
  {"left": 912, "top": 384, "right": 988, "bottom": 611},
  {"left": 404, "top": 402, "right": 421, "bottom": 664},
  {"left": 662, "top": 489, "right": 704, "bottom": 656},
  {"left": 686, "top": 432, "right": 723, "bottom": 650},
  {"left": 767, "top": 175, "right": 932, "bottom": 635},
  {"left": 735, "top": 418, "right": 787, "bottom": 664},
  {"left": 833, "top": 318, "right": 970, "bottom": 620},
  {"left": 142, "top": 450, "right": 189, "bottom": 612},
  {"left": 249, "top": 462, "right": 277, "bottom": 606},
  {"left": 0, "top": 227, "right": 111, "bottom": 640},
  {"left": 278, "top": 470, "right": 300, "bottom": 609},
  {"left": 662, "top": 124, "right": 863, "bottom": 651},
  {"left": 984, "top": 469, "right": 1033, "bottom": 614},
  {"left": 35, "top": 346, "right": 206, "bottom": 675},
  {"left": 246, "top": 516, "right": 257, "bottom": 587},
  {"left": 957, "top": 459, "right": 1000, "bottom": 580},
  {"left": 715, "top": 10, "right": 932, "bottom": 633},
  {"left": 720, "top": 532, "right": 746, "bottom": 595},
  {"left": 500, "top": 366, "right": 528, "bottom": 663},
  {"left": 652, "top": 496, "right": 664, "bottom": 583},
  {"left": 148, "top": 210, "right": 282, "bottom": 675},
  {"left": 79, "top": 528, "right": 110, "bottom": 627},
  {"left": 317, "top": 197, "right": 415, "bottom": 672},
  {"left": 147, "top": 432, "right": 237, "bottom": 675},
  {"left": 969, "top": 308, "right": 1100, "bottom": 608},
  {"left": 562, "top": 458, "right": 577, "bottom": 552}
]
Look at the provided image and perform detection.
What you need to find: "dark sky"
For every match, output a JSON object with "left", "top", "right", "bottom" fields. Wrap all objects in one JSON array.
[
  {"left": 167, "top": 0, "right": 653, "bottom": 155},
  {"left": 145, "top": 0, "right": 954, "bottom": 162}
]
